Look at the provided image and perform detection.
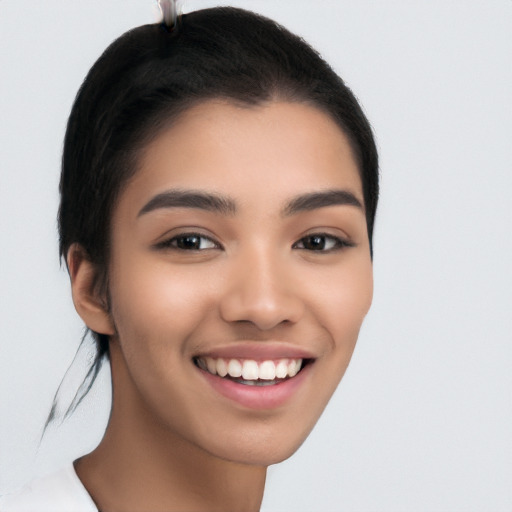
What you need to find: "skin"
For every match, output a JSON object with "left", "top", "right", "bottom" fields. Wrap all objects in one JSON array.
[{"left": 69, "top": 100, "right": 373, "bottom": 512}]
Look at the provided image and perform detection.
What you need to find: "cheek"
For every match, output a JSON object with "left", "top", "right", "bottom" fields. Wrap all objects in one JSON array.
[
  {"left": 106, "top": 257, "right": 221, "bottom": 427},
  {"left": 108, "top": 257, "right": 217, "bottom": 356},
  {"left": 301, "top": 259, "right": 373, "bottom": 428},
  {"left": 311, "top": 256, "right": 373, "bottom": 357}
]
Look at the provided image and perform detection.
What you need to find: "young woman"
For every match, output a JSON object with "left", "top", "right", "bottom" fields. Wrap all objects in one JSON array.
[{"left": 1, "top": 5, "right": 378, "bottom": 511}]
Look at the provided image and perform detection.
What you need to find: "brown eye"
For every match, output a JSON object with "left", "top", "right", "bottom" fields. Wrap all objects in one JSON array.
[
  {"left": 293, "top": 234, "right": 352, "bottom": 252},
  {"left": 158, "top": 234, "right": 219, "bottom": 251}
]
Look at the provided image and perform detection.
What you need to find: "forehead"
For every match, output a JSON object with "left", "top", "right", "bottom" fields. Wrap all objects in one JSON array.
[{"left": 122, "top": 100, "right": 363, "bottom": 215}]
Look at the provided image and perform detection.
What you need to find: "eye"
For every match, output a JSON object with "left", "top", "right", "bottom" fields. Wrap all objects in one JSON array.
[
  {"left": 293, "top": 234, "right": 353, "bottom": 252},
  {"left": 156, "top": 233, "right": 220, "bottom": 251}
]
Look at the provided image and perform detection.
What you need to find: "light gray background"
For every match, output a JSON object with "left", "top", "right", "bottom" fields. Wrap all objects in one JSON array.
[{"left": 1, "top": 1, "right": 511, "bottom": 511}]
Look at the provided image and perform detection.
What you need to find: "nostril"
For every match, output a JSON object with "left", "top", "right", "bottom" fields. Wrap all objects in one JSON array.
[{"left": 219, "top": 298, "right": 305, "bottom": 331}]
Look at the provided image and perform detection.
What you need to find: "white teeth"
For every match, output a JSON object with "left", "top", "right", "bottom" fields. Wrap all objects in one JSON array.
[
  {"left": 198, "top": 357, "right": 304, "bottom": 381},
  {"left": 216, "top": 359, "right": 228, "bottom": 377},
  {"left": 275, "top": 360, "right": 288, "bottom": 379},
  {"left": 259, "top": 361, "right": 276, "bottom": 380},
  {"left": 242, "top": 360, "right": 259, "bottom": 380},
  {"left": 227, "top": 359, "right": 242, "bottom": 378},
  {"left": 206, "top": 357, "right": 217, "bottom": 374},
  {"left": 288, "top": 359, "right": 300, "bottom": 377}
]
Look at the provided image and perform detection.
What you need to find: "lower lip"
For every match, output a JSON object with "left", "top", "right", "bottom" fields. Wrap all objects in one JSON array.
[{"left": 198, "top": 364, "right": 312, "bottom": 410}]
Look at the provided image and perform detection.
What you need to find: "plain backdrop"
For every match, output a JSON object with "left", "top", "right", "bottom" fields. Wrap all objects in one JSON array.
[{"left": 1, "top": 1, "right": 511, "bottom": 511}]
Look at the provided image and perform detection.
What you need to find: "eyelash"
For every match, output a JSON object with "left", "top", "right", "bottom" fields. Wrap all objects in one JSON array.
[
  {"left": 156, "top": 233, "right": 220, "bottom": 251},
  {"left": 292, "top": 234, "right": 354, "bottom": 252},
  {"left": 156, "top": 232, "right": 353, "bottom": 253}
]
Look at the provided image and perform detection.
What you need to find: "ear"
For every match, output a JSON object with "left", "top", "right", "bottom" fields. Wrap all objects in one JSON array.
[{"left": 67, "top": 244, "right": 115, "bottom": 336}]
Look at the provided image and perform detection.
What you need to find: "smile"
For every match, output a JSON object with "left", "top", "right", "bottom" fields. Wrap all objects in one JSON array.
[
  {"left": 193, "top": 346, "right": 315, "bottom": 409},
  {"left": 195, "top": 356, "right": 303, "bottom": 385}
]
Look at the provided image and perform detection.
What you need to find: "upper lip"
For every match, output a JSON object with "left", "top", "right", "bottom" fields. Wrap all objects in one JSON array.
[{"left": 194, "top": 342, "right": 317, "bottom": 361}]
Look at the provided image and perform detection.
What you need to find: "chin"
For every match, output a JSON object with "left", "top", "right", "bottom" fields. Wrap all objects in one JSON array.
[
  {"left": 196, "top": 418, "right": 316, "bottom": 468},
  {"left": 212, "top": 444, "right": 303, "bottom": 468}
]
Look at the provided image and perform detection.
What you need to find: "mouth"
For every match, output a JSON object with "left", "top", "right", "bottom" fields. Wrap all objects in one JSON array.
[{"left": 193, "top": 356, "right": 313, "bottom": 387}]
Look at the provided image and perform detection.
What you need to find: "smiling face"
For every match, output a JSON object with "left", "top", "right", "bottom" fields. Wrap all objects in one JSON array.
[{"left": 102, "top": 100, "right": 372, "bottom": 466}]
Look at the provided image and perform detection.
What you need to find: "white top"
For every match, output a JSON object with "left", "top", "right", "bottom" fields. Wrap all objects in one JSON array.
[{"left": 0, "top": 465, "right": 97, "bottom": 512}]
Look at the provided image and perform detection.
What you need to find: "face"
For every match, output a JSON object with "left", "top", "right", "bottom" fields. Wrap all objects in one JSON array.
[{"left": 106, "top": 100, "right": 373, "bottom": 466}]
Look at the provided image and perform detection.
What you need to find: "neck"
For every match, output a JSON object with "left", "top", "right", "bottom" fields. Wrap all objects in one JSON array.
[{"left": 75, "top": 344, "right": 266, "bottom": 512}]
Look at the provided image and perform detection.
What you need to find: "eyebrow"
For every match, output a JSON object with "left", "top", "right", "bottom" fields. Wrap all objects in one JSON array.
[
  {"left": 138, "top": 190, "right": 237, "bottom": 217},
  {"left": 281, "top": 189, "right": 363, "bottom": 216},
  {"left": 138, "top": 188, "right": 363, "bottom": 218}
]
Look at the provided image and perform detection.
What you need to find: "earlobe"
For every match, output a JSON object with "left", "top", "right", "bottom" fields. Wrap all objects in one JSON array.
[{"left": 67, "top": 244, "right": 115, "bottom": 336}]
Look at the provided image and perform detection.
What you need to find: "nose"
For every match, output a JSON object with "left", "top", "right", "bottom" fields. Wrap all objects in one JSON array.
[{"left": 219, "top": 248, "right": 305, "bottom": 331}]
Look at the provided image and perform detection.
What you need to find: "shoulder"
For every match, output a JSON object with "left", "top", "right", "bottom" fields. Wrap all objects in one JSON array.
[{"left": 0, "top": 465, "right": 97, "bottom": 512}]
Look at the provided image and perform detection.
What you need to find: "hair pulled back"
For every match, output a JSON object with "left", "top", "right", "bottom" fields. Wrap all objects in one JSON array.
[{"left": 58, "top": 6, "right": 378, "bottom": 387}]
